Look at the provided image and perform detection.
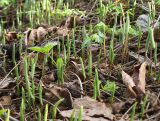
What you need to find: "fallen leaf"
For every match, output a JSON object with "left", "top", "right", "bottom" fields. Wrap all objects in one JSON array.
[
  {"left": 0, "top": 78, "right": 15, "bottom": 89},
  {"left": 47, "top": 26, "right": 58, "bottom": 33},
  {"left": 24, "top": 27, "right": 47, "bottom": 46},
  {"left": 112, "top": 102, "right": 125, "bottom": 114},
  {"left": 24, "top": 28, "right": 36, "bottom": 46},
  {"left": 36, "top": 27, "right": 47, "bottom": 42},
  {"left": 147, "top": 91, "right": 160, "bottom": 109},
  {"left": 45, "top": 85, "right": 73, "bottom": 108},
  {"left": 121, "top": 71, "right": 136, "bottom": 97},
  {"left": 56, "top": 26, "right": 69, "bottom": 36},
  {"left": 121, "top": 62, "right": 147, "bottom": 99},
  {"left": 0, "top": 96, "right": 11, "bottom": 106},
  {"left": 137, "top": 62, "right": 146, "bottom": 93},
  {"left": 60, "top": 96, "right": 114, "bottom": 121},
  {"left": 64, "top": 16, "right": 85, "bottom": 28},
  {"left": 28, "top": 29, "right": 37, "bottom": 42},
  {"left": 42, "top": 72, "right": 55, "bottom": 83},
  {"left": 5, "top": 31, "right": 17, "bottom": 43}
]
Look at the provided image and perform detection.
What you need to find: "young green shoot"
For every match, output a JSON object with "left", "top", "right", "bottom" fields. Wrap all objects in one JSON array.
[
  {"left": 69, "top": 109, "right": 76, "bottom": 121},
  {"left": 38, "top": 108, "right": 41, "bottom": 121},
  {"left": 88, "top": 51, "right": 92, "bottom": 78},
  {"left": 78, "top": 106, "right": 83, "bottom": 121},
  {"left": 140, "top": 95, "right": 148, "bottom": 121},
  {"left": 93, "top": 69, "right": 101, "bottom": 99},
  {"left": 20, "top": 88, "right": 25, "bottom": 121},
  {"left": 67, "top": 35, "right": 71, "bottom": 62},
  {"left": 24, "top": 57, "right": 32, "bottom": 105},
  {"left": 122, "top": 12, "right": 130, "bottom": 58},
  {"left": 31, "top": 56, "right": 37, "bottom": 104},
  {"left": 39, "top": 81, "right": 43, "bottom": 106},
  {"left": 130, "top": 102, "right": 137, "bottom": 121},
  {"left": 57, "top": 57, "right": 64, "bottom": 85},
  {"left": 52, "top": 98, "right": 64, "bottom": 120},
  {"left": 80, "top": 57, "right": 86, "bottom": 79},
  {"left": 103, "top": 81, "right": 117, "bottom": 103},
  {"left": 44, "top": 104, "right": 48, "bottom": 121},
  {"left": 5, "top": 109, "right": 10, "bottom": 121},
  {"left": 154, "top": 42, "right": 157, "bottom": 65},
  {"left": 72, "top": 28, "right": 76, "bottom": 57}
]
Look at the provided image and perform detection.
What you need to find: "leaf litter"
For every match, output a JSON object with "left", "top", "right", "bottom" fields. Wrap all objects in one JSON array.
[{"left": 0, "top": 0, "right": 160, "bottom": 121}]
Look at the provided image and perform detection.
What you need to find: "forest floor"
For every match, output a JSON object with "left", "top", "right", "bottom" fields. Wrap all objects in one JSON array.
[{"left": 0, "top": 0, "right": 160, "bottom": 121}]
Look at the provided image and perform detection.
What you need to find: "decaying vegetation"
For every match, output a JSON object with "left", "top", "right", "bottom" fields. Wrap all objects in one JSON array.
[{"left": 0, "top": 0, "right": 160, "bottom": 121}]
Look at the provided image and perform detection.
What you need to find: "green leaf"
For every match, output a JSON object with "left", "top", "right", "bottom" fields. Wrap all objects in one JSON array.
[
  {"left": 28, "top": 42, "right": 58, "bottom": 54},
  {"left": 0, "top": 0, "right": 9, "bottom": 6},
  {"left": 82, "top": 34, "right": 92, "bottom": 48},
  {"left": 103, "top": 81, "right": 117, "bottom": 93},
  {"left": 94, "top": 22, "right": 106, "bottom": 33},
  {"left": 91, "top": 31, "right": 105, "bottom": 44},
  {"left": 116, "top": 26, "right": 139, "bottom": 36},
  {"left": 0, "top": 109, "right": 7, "bottom": 117}
]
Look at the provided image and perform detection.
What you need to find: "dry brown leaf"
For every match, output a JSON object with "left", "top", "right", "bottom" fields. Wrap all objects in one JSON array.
[
  {"left": 122, "top": 62, "right": 147, "bottom": 99},
  {"left": 0, "top": 78, "right": 15, "bottom": 89},
  {"left": 132, "top": 62, "right": 146, "bottom": 94},
  {"left": 0, "top": 96, "right": 11, "bottom": 106},
  {"left": 112, "top": 102, "right": 125, "bottom": 114},
  {"left": 24, "top": 28, "right": 37, "bottom": 46},
  {"left": 47, "top": 26, "right": 57, "bottom": 33},
  {"left": 122, "top": 71, "right": 135, "bottom": 88},
  {"left": 24, "top": 27, "right": 47, "bottom": 46},
  {"left": 121, "top": 71, "right": 136, "bottom": 97},
  {"left": 56, "top": 26, "right": 69, "bottom": 36},
  {"left": 147, "top": 91, "right": 160, "bottom": 109},
  {"left": 46, "top": 85, "right": 73, "bottom": 108},
  {"left": 138, "top": 62, "right": 146, "bottom": 93},
  {"left": 60, "top": 16, "right": 85, "bottom": 28},
  {"left": 60, "top": 96, "right": 113, "bottom": 121},
  {"left": 5, "top": 31, "right": 17, "bottom": 43},
  {"left": 42, "top": 72, "right": 55, "bottom": 83},
  {"left": 28, "top": 29, "right": 37, "bottom": 42},
  {"left": 36, "top": 27, "right": 47, "bottom": 42}
]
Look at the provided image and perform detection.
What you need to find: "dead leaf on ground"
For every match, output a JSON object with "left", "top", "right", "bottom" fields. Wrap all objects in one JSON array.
[
  {"left": 45, "top": 85, "right": 73, "bottom": 108},
  {"left": 146, "top": 91, "right": 160, "bottom": 109},
  {"left": 60, "top": 96, "right": 114, "bottom": 121},
  {"left": 24, "top": 27, "right": 47, "bottom": 46},
  {"left": 0, "top": 96, "right": 12, "bottom": 106},
  {"left": 5, "top": 31, "right": 17, "bottom": 43},
  {"left": 60, "top": 16, "right": 85, "bottom": 28},
  {"left": 135, "top": 62, "right": 146, "bottom": 93},
  {"left": 36, "top": 27, "right": 47, "bottom": 42},
  {"left": 121, "top": 62, "right": 147, "bottom": 99},
  {"left": 56, "top": 26, "right": 69, "bottom": 36},
  {"left": 64, "top": 72, "right": 83, "bottom": 98},
  {"left": 47, "top": 26, "right": 58, "bottom": 33},
  {"left": 122, "top": 71, "right": 136, "bottom": 97},
  {"left": 112, "top": 102, "right": 125, "bottom": 114},
  {"left": 42, "top": 72, "right": 55, "bottom": 83},
  {"left": 0, "top": 78, "right": 15, "bottom": 89},
  {"left": 24, "top": 28, "right": 36, "bottom": 46}
]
